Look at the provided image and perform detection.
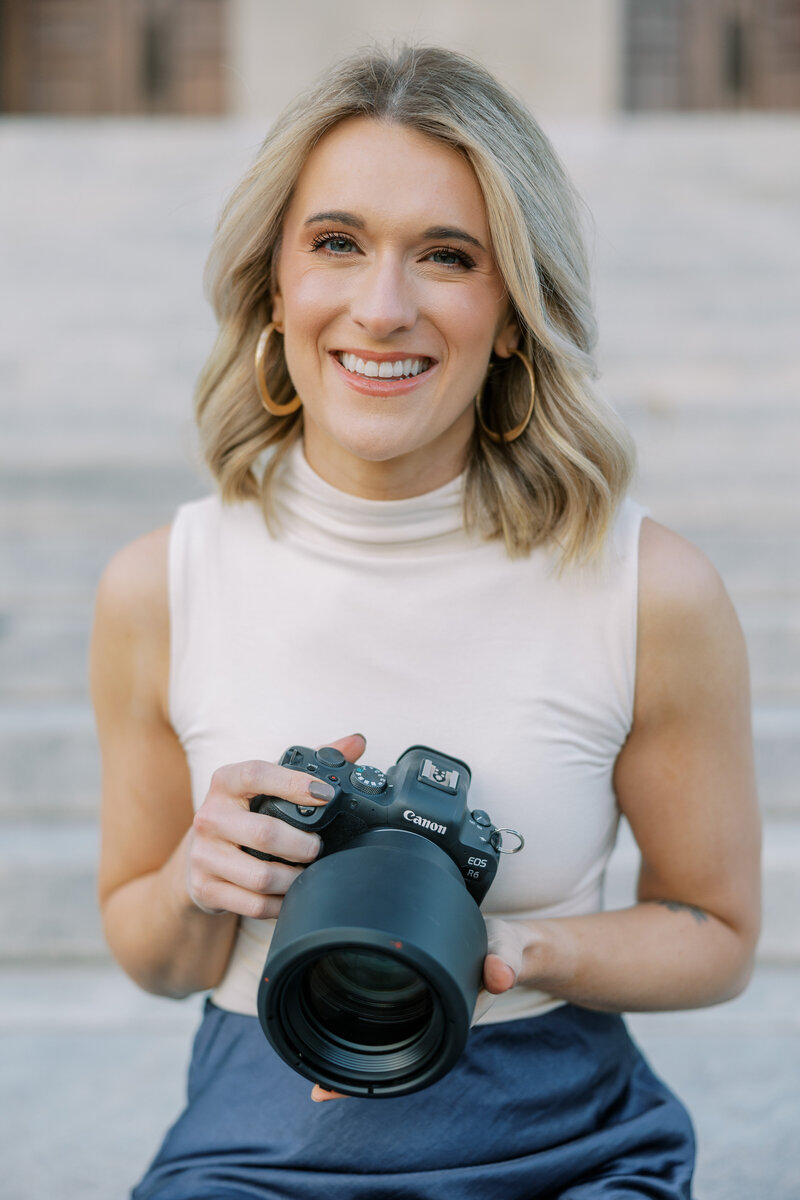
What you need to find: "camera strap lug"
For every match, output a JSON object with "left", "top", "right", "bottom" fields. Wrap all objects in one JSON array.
[{"left": 489, "top": 828, "right": 525, "bottom": 855}]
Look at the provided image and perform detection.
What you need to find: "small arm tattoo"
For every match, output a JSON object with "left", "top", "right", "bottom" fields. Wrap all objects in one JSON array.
[{"left": 656, "top": 900, "right": 709, "bottom": 924}]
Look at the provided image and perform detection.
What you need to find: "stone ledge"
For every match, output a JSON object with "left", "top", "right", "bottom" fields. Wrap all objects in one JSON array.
[
  {"left": 0, "top": 818, "right": 798, "bottom": 962},
  {"left": 0, "top": 963, "right": 798, "bottom": 1200},
  {"left": 4, "top": 702, "right": 800, "bottom": 818},
  {"left": 2, "top": 960, "right": 795, "bottom": 1032},
  {"left": 604, "top": 818, "right": 800, "bottom": 962}
]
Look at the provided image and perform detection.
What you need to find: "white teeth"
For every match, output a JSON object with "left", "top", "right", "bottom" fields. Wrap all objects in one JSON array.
[{"left": 338, "top": 352, "right": 430, "bottom": 379}]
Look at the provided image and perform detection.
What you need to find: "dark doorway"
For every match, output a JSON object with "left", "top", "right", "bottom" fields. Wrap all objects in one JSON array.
[
  {"left": 624, "top": 0, "right": 800, "bottom": 111},
  {"left": 0, "top": 0, "right": 228, "bottom": 115}
]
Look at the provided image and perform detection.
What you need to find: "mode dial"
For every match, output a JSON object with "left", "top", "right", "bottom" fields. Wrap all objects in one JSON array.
[{"left": 349, "top": 765, "right": 387, "bottom": 796}]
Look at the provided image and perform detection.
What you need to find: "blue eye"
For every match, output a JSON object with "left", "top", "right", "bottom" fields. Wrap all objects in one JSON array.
[
  {"left": 311, "top": 232, "right": 357, "bottom": 255},
  {"left": 427, "top": 247, "right": 475, "bottom": 269}
]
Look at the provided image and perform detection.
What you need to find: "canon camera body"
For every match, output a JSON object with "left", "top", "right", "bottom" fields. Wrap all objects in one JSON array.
[
  {"left": 244, "top": 743, "right": 518, "bottom": 1098},
  {"left": 249, "top": 743, "right": 503, "bottom": 903}
]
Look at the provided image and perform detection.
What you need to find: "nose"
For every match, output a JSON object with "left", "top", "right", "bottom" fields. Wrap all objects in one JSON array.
[{"left": 348, "top": 253, "right": 418, "bottom": 339}]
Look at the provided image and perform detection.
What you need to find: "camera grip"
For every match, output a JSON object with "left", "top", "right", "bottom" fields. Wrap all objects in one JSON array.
[
  {"left": 250, "top": 793, "right": 310, "bottom": 826},
  {"left": 243, "top": 793, "right": 320, "bottom": 865}
]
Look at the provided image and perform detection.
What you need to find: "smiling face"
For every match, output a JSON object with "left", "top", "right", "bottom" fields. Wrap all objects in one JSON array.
[{"left": 272, "top": 116, "right": 519, "bottom": 499}]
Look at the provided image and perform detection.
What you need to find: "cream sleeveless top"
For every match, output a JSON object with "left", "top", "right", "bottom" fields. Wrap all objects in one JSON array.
[{"left": 169, "top": 442, "right": 645, "bottom": 1024}]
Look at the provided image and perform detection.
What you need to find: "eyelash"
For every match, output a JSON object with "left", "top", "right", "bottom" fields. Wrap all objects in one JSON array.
[
  {"left": 309, "top": 231, "right": 357, "bottom": 255},
  {"left": 308, "top": 230, "right": 476, "bottom": 270}
]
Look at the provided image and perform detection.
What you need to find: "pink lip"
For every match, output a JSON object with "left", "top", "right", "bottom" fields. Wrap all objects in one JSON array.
[
  {"left": 329, "top": 351, "right": 437, "bottom": 396},
  {"left": 334, "top": 347, "right": 435, "bottom": 362}
]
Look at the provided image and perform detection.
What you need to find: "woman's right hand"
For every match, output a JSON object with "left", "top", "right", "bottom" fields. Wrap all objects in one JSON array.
[{"left": 185, "top": 734, "right": 367, "bottom": 919}]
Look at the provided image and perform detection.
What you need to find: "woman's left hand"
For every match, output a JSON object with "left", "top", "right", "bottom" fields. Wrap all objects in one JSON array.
[
  {"left": 472, "top": 915, "right": 529, "bottom": 1022},
  {"left": 312, "top": 917, "right": 528, "bottom": 1101},
  {"left": 310, "top": 1084, "right": 349, "bottom": 1102}
]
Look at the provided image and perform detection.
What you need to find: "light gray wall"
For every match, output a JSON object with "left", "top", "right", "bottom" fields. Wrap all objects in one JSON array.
[{"left": 228, "top": 0, "right": 623, "bottom": 121}]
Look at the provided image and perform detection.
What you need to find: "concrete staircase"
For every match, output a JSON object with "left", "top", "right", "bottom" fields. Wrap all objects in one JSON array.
[{"left": 1, "top": 117, "right": 799, "bottom": 1198}]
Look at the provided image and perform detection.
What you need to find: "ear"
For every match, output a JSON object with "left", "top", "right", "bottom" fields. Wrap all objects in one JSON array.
[
  {"left": 493, "top": 312, "right": 521, "bottom": 359},
  {"left": 271, "top": 292, "right": 285, "bottom": 333}
]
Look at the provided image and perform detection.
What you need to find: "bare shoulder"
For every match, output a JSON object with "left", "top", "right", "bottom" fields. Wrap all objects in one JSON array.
[
  {"left": 92, "top": 525, "right": 172, "bottom": 722},
  {"left": 95, "top": 525, "right": 171, "bottom": 637},
  {"left": 635, "top": 517, "right": 748, "bottom": 723},
  {"left": 638, "top": 517, "right": 729, "bottom": 619},
  {"left": 637, "top": 516, "right": 739, "bottom": 645}
]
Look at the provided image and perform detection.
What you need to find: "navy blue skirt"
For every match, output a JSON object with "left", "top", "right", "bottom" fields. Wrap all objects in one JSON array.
[{"left": 132, "top": 1000, "right": 695, "bottom": 1199}]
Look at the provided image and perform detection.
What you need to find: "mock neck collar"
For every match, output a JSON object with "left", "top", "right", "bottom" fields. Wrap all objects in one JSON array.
[{"left": 271, "top": 439, "right": 467, "bottom": 554}]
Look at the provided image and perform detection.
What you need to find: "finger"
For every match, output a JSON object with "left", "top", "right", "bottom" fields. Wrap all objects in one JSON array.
[
  {"left": 236, "top": 811, "right": 324, "bottom": 864},
  {"left": 317, "top": 733, "right": 367, "bottom": 763},
  {"left": 188, "top": 875, "right": 285, "bottom": 921},
  {"left": 192, "top": 838, "right": 305, "bottom": 896},
  {"left": 482, "top": 954, "right": 517, "bottom": 995},
  {"left": 311, "top": 1085, "right": 349, "bottom": 1103},
  {"left": 482, "top": 916, "right": 525, "bottom": 993},
  {"left": 193, "top": 804, "right": 323, "bottom": 865},
  {"left": 209, "top": 760, "right": 335, "bottom": 808}
]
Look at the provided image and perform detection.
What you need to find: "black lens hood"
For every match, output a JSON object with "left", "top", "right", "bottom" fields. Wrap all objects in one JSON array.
[{"left": 257, "top": 829, "right": 488, "bottom": 1097}]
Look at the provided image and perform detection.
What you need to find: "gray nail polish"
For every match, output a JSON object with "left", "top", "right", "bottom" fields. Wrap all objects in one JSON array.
[{"left": 309, "top": 780, "right": 336, "bottom": 802}]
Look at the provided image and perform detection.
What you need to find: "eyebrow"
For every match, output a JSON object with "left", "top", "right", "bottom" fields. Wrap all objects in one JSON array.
[
  {"left": 304, "top": 210, "right": 365, "bottom": 229},
  {"left": 421, "top": 225, "right": 485, "bottom": 252},
  {"left": 303, "top": 211, "right": 485, "bottom": 252}
]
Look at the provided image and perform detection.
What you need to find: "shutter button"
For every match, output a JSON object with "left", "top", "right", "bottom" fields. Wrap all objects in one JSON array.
[
  {"left": 316, "top": 747, "right": 346, "bottom": 768},
  {"left": 471, "top": 809, "right": 492, "bottom": 827}
]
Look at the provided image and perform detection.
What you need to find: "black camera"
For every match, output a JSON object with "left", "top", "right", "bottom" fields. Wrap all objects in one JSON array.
[{"left": 246, "top": 744, "right": 521, "bottom": 1098}]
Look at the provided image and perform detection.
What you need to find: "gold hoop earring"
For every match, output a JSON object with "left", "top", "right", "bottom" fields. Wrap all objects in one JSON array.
[
  {"left": 475, "top": 349, "right": 536, "bottom": 444},
  {"left": 254, "top": 323, "right": 302, "bottom": 416}
]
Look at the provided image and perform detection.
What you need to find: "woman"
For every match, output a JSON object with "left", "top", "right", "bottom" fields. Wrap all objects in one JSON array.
[{"left": 91, "top": 45, "right": 760, "bottom": 1199}]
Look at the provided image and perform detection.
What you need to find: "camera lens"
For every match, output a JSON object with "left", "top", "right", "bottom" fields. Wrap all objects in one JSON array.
[
  {"left": 258, "top": 829, "right": 488, "bottom": 1096},
  {"left": 302, "top": 948, "right": 434, "bottom": 1048},
  {"left": 276, "top": 943, "right": 446, "bottom": 1088}
]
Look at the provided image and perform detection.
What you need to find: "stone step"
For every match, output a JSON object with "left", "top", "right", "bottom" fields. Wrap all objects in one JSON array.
[
  {"left": 0, "top": 705, "right": 99, "bottom": 820},
  {"left": 3, "top": 453, "right": 798, "bottom": 544},
  {"left": 4, "top": 449, "right": 799, "bottom": 518},
  {"left": 3, "top": 958, "right": 797, "bottom": 1035},
  {"left": 0, "top": 461, "right": 206, "bottom": 535},
  {"left": 1, "top": 701, "right": 799, "bottom": 820},
  {"left": 628, "top": 487, "right": 800, "bottom": 536},
  {"left": 0, "top": 816, "right": 797, "bottom": 965},
  {"left": 0, "top": 823, "right": 104, "bottom": 962},
  {"left": 3, "top": 593, "right": 798, "bottom": 703},
  {"left": 0, "top": 602, "right": 90, "bottom": 703},
  {"left": 737, "top": 601, "right": 800, "bottom": 705},
  {"left": 4, "top": 524, "right": 800, "bottom": 612},
  {"left": 753, "top": 705, "right": 800, "bottom": 819},
  {"left": 604, "top": 817, "right": 800, "bottom": 963},
  {"left": 671, "top": 530, "right": 800, "bottom": 596},
  {"left": 631, "top": 407, "right": 800, "bottom": 478},
  {"left": 2, "top": 962, "right": 798, "bottom": 1200}
]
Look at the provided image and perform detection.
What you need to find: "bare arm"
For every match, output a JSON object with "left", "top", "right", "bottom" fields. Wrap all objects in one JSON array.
[
  {"left": 483, "top": 518, "right": 762, "bottom": 1011},
  {"left": 92, "top": 526, "right": 236, "bottom": 996},
  {"left": 92, "top": 526, "right": 364, "bottom": 999}
]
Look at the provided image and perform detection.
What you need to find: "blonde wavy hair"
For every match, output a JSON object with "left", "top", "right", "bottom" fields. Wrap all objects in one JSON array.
[{"left": 196, "top": 44, "right": 634, "bottom": 562}]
